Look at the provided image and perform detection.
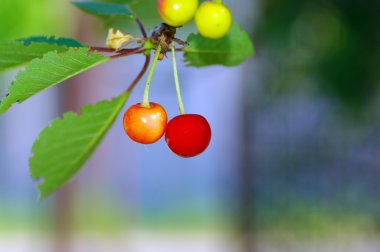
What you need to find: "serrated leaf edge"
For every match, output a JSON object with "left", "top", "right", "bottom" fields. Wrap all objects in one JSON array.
[
  {"left": 0, "top": 41, "right": 71, "bottom": 73},
  {"left": 30, "top": 93, "right": 129, "bottom": 199},
  {"left": 0, "top": 48, "right": 109, "bottom": 114}
]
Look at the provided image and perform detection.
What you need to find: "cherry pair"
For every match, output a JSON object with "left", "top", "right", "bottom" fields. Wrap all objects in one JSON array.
[
  {"left": 123, "top": 103, "right": 211, "bottom": 158},
  {"left": 158, "top": 0, "right": 233, "bottom": 39}
]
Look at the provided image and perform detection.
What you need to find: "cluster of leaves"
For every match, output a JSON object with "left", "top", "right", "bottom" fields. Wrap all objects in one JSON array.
[{"left": 0, "top": 1, "right": 254, "bottom": 198}]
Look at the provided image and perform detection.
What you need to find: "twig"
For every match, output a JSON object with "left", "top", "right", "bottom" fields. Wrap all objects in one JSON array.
[
  {"left": 89, "top": 46, "right": 116, "bottom": 53},
  {"left": 135, "top": 17, "right": 148, "bottom": 38},
  {"left": 110, "top": 47, "right": 145, "bottom": 59}
]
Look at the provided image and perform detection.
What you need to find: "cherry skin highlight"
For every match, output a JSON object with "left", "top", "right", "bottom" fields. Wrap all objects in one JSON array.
[
  {"left": 158, "top": 0, "right": 198, "bottom": 27},
  {"left": 123, "top": 102, "right": 167, "bottom": 144},
  {"left": 165, "top": 114, "right": 211, "bottom": 157},
  {"left": 195, "top": 1, "right": 232, "bottom": 39}
]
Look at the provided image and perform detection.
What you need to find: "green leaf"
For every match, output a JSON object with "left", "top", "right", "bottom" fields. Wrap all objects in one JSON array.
[
  {"left": 30, "top": 93, "right": 129, "bottom": 198},
  {"left": 0, "top": 42, "right": 66, "bottom": 72},
  {"left": 72, "top": 1, "right": 133, "bottom": 17},
  {"left": 104, "top": 0, "right": 139, "bottom": 4},
  {"left": 183, "top": 22, "right": 255, "bottom": 67},
  {"left": 0, "top": 48, "right": 108, "bottom": 114},
  {"left": 0, "top": 37, "right": 83, "bottom": 72},
  {"left": 19, "top": 36, "right": 83, "bottom": 47},
  {"left": 72, "top": 1, "right": 135, "bottom": 30}
]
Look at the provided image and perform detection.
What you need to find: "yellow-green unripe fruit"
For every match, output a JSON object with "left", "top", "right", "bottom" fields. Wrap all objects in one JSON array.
[
  {"left": 195, "top": 2, "right": 232, "bottom": 39},
  {"left": 158, "top": 0, "right": 198, "bottom": 27}
]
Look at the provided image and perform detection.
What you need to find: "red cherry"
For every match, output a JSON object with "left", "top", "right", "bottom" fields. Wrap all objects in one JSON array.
[
  {"left": 123, "top": 102, "right": 167, "bottom": 144},
  {"left": 165, "top": 114, "right": 211, "bottom": 157}
]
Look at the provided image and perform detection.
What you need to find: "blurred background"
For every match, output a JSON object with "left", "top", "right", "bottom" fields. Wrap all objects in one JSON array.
[{"left": 1, "top": 0, "right": 380, "bottom": 251}]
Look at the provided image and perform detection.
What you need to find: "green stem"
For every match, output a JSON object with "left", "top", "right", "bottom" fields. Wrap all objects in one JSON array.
[
  {"left": 141, "top": 44, "right": 162, "bottom": 108},
  {"left": 214, "top": 0, "right": 223, "bottom": 4},
  {"left": 171, "top": 41, "right": 185, "bottom": 115}
]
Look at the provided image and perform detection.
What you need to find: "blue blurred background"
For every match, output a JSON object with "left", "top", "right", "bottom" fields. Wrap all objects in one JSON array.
[{"left": 1, "top": 0, "right": 380, "bottom": 251}]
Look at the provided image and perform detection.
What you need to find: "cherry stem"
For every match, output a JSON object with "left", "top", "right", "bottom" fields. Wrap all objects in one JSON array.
[
  {"left": 171, "top": 41, "right": 185, "bottom": 115},
  {"left": 134, "top": 17, "right": 148, "bottom": 38},
  {"left": 141, "top": 44, "right": 162, "bottom": 108},
  {"left": 126, "top": 54, "right": 151, "bottom": 93}
]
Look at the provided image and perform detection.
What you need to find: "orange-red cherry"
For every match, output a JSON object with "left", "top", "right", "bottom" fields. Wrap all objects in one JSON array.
[
  {"left": 123, "top": 102, "right": 167, "bottom": 144},
  {"left": 165, "top": 114, "right": 211, "bottom": 157}
]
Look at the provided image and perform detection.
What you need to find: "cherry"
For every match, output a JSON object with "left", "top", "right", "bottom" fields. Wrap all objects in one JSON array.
[
  {"left": 195, "top": 1, "right": 232, "bottom": 39},
  {"left": 123, "top": 102, "right": 167, "bottom": 144},
  {"left": 165, "top": 114, "right": 211, "bottom": 157},
  {"left": 158, "top": 0, "right": 198, "bottom": 27}
]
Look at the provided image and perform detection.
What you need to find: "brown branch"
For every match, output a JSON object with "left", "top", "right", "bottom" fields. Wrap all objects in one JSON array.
[
  {"left": 89, "top": 44, "right": 183, "bottom": 61},
  {"left": 89, "top": 46, "right": 116, "bottom": 53},
  {"left": 110, "top": 46, "right": 146, "bottom": 59}
]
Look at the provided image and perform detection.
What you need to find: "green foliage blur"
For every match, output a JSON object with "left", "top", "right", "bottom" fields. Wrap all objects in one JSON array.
[
  {"left": 249, "top": 0, "right": 380, "bottom": 241},
  {"left": 0, "top": 0, "right": 71, "bottom": 40},
  {"left": 256, "top": 0, "right": 380, "bottom": 110},
  {"left": 0, "top": 0, "right": 71, "bottom": 96}
]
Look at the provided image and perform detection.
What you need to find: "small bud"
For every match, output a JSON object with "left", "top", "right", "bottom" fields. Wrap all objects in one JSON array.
[
  {"left": 158, "top": 52, "right": 165, "bottom": 61},
  {"left": 106, "top": 28, "right": 134, "bottom": 50}
]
